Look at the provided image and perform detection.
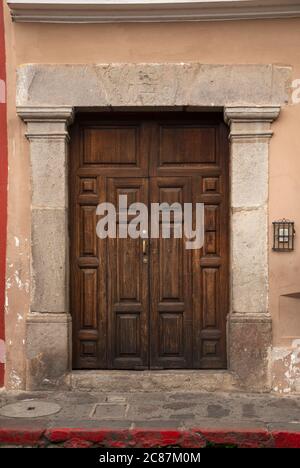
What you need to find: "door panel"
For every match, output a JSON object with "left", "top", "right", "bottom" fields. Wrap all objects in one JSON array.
[
  {"left": 80, "top": 120, "right": 150, "bottom": 176},
  {"left": 150, "top": 177, "right": 192, "bottom": 369},
  {"left": 83, "top": 126, "right": 138, "bottom": 165},
  {"left": 159, "top": 125, "right": 216, "bottom": 165},
  {"left": 107, "top": 178, "right": 149, "bottom": 369},
  {"left": 70, "top": 113, "right": 229, "bottom": 370}
]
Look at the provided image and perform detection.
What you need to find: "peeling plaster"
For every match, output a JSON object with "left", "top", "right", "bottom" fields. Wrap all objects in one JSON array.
[
  {"left": 5, "top": 293, "right": 8, "bottom": 315},
  {"left": 272, "top": 340, "right": 300, "bottom": 394},
  {"left": 0, "top": 340, "right": 5, "bottom": 364},
  {"left": 9, "top": 370, "right": 23, "bottom": 390},
  {"left": 0, "top": 79, "right": 5, "bottom": 104},
  {"left": 4, "top": 231, "right": 30, "bottom": 389},
  {"left": 14, "top": 270, "right": 22, "bottom": 289},
  {"left": 6, "top": 270, "right": 30, "bottom": 293}
]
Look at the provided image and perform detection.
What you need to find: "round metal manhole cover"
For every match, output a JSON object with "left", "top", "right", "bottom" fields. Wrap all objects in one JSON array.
[{"left": 0, "top": 400, "right": 61, "bottom": 418}]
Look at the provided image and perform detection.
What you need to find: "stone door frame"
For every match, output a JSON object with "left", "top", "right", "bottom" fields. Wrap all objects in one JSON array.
[{"left": 15, "top": 63, "right": 290, "bottom": 391}]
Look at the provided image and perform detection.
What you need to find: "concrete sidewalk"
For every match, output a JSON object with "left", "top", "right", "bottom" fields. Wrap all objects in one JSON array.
[{"left": 0, "top": 390, "right": 300, "bottom": 447}]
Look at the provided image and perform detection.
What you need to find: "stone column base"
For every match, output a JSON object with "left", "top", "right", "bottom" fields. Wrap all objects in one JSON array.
[
  {"left": 26, "top": 313, "right": 72, "bottom": 390},
  {"left": 228, "top": 313, "right": 272, "bottom": 392}
]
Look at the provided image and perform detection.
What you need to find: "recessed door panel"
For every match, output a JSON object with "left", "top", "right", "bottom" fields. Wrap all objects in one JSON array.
[
  {"left": 107, "top": 178, "right": 149, "bottom": 369},
  {"left": 150, "top": 177, "right": 192, "bottom": 368}
]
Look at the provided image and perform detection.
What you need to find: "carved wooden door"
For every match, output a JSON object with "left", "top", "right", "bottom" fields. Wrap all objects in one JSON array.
[{"left": 70, "top": 113, "right": 229, "bottom": 369}]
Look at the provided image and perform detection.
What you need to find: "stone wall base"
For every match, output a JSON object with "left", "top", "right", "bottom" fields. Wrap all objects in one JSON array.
[
  {"left": 228, "top": 313, "right": 272, "bottom": 392},
  {"left": 25, "top": 313, "right": 72, "bottom": 390},
  {"left": 24, "top": 312, "right": 274, "bottom": 392}
]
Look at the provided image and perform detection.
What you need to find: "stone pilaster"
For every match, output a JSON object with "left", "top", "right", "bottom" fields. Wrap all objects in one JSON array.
[
  {"left": 224, "top": 106, "right": 280, "bottom": 391},
  {"left": 17, "top": 106, "right": 74, "bottom": 389}
]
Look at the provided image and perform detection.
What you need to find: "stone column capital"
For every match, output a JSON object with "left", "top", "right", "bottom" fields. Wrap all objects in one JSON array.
[
  {"left": 224, "top": 105, "right": 281, "bottom": 123},
  {"left": 17, "top": 106, "right": 74, "bottom": 141},
  {"left": 224, "top": 105, "right": 281, "bottom": 140},
  {"left": 17, "top": 105, "right": 74, "bottom": 123}
]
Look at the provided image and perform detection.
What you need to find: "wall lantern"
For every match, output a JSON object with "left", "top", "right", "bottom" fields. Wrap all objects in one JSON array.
[{"left": 272, "top": 219, "right": 295, "bottom": 252}]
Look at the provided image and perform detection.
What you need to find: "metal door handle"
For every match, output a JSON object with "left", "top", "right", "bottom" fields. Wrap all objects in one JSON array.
[{"left": 142, "top": 239, "right": 148, "bottom": 255}]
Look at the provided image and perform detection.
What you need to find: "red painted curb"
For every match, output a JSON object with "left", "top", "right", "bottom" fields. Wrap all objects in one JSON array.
[
  {"left": 0, "top": 428, "right": 45, "bottom": 446},
  {"left": 0, "top": 427, "right": 300, "bottom": 448},
  {"left": 191, "top": 428, "right": 274, "bottom": 448},
  {"left": 273, "top": 431, "right": 300, "bottom": 449}
]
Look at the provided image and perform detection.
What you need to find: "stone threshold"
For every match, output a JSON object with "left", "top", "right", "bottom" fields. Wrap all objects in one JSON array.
[{"left": 70, "top": 370, "right": 239, "bottom": 393}]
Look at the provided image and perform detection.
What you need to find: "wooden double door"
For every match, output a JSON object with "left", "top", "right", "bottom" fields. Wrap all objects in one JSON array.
[{"left": 70, "top": 113, "right": 229, "bottom": 370}]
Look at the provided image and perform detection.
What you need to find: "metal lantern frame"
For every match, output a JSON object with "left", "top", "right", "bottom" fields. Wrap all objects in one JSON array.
[{"left": 272, "top": 219, "right": 295, "bottom": 252}]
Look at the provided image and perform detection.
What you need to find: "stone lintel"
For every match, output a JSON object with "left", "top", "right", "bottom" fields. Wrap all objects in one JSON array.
[{"left": 16, "top": 64, "right": 291, "bottom": 108}]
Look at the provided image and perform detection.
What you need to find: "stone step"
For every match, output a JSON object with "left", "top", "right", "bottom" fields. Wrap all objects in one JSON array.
[{"left": 70, "top": 370, "right": 239, "bottom": 393}]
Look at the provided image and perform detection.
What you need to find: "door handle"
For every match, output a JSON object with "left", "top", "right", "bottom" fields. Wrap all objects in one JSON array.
[{"left": 142, "top": 239, "right": 148, "bottom": 255}]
